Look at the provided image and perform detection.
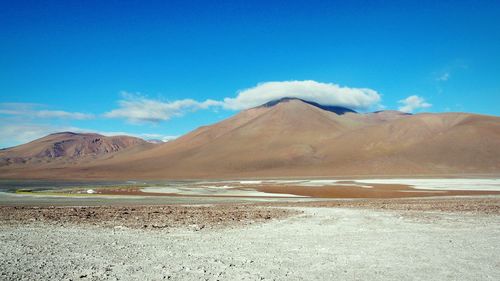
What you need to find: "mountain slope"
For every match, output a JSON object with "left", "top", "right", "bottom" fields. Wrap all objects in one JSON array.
[
  {"left": 1, "top": 98, "right": 499, "bottom": 179},
  {"left": 92, "top": 99, "right": 500, "bottom": 178},
  {"left": 0, "top": 132, "right": 154, "bottom": 167}
]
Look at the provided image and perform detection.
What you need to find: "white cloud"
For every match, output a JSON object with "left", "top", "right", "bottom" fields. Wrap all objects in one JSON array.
[
  {"left": 35, "top": 110, "right": 93, "bottom": 119},
  {"left": 105, "top": 81, "right": 381, "bottom": 123},
  {"left": 161, "top": 135, "right": 179, "bottom": 142},
  {"left": 116, "top": 132, "right": 177, "bottom": 142},
  {"left": 105, "top": 93, "right": 221, "bottom": 123},
  {"left": 90, "top": 131, "right": 178, "bottom": 142},
  {"left": 398, "top": 95, "right": 432, "bottom": 113},
  {"left": 221, "top": 80, "right": 381, "bottom": 110},
  {"left": 137, "top": 133, "right": 164, "bottom": 139},
  {"left": 0, "top": 103, "right": 94, "bottom": 120}
]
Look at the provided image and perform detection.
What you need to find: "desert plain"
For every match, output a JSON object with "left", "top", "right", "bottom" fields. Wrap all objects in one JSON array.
[{"left": 1, "top": 178, "right": 499, "bottom": 280}]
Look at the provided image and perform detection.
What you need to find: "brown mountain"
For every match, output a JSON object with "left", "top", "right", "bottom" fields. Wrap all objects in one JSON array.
[
  {"left": 1, "top": 98, "right": 499, "bottom": 179},
  {"left": 0, "top": 132, "right": 153, "bottom": 168}
]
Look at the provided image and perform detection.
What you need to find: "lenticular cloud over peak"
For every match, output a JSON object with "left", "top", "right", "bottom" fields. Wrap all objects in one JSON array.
[
  {"left": 222, "top": 80, "right": 381, "bottom": 110},
  {"left": 101, "top": 81, "right": 382, "bottom": 125}
]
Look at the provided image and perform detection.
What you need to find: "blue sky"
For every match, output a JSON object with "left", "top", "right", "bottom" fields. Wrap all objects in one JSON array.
[{"left": 1, "top": 0, "right": 499, "bottom": 148}]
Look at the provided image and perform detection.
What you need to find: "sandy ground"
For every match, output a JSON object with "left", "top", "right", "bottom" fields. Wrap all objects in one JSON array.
[{"left": 1, "top": 198, "right": 500, "bottom": 280}]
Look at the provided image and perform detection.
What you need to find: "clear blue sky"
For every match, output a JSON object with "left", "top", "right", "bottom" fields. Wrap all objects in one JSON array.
[{"left": 1, "top": 0, "right": 499, "bottom": 148}]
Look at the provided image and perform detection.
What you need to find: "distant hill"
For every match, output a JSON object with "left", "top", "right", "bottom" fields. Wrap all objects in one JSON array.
[
  {"left": 1, "top": 98, "right": 500, "bottom": 179},
  {"left": 145, "top": 139, "right": 165, "bottom": 144},
  {"left": 0, "top": 132, "right": 154, "bottom": 167}
]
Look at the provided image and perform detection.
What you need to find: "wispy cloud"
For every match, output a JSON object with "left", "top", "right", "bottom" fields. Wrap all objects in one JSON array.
[
  {"left": 105, "top": 92, "right": 221, "bottom": 123},
  {"left": 436, "top": 72, "right": 450, "bottom": 81},
  {"left": 434, "top": 60, "right": 468, "bottom": 83},
  {"left": 0, "top": 103, "right": 94, "bottom": 120},
  {"left": 137, "top": 133, "right": 179, "bottom": 142},
  {"left": 0, "top": 123, "right": 68, "bottom": 148},
  {"left": 0, "top": 121, "right": 176, "bottom": 148},
  {"left": 398, "top": 95, "right": 432, "bottom": 113},
  {"left": 89, "top": 131, "right": 177, "bottom": 142}
]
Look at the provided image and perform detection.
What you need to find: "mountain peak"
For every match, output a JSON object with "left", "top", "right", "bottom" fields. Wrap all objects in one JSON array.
[
  {"left": 0, "top": 132, "right": 151, "bottom": 165},
  {"left": 49, "top": 131, "right": 79, "bottom": 136},
  {"left": 259, "top": 97, "right": 357, "bottom": 115},
  {"left": 373, "top": 110, "right": 412, "bottom": 115}
]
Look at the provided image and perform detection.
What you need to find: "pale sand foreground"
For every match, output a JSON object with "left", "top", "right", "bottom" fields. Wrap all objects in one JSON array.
[{"left": 1, "top": 207, "right": 499, "bottom": 280}]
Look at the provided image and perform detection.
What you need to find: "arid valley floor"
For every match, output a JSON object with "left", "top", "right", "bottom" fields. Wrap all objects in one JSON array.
[{"left": 1, "top": 179, "right": 499, "bottom": 280}]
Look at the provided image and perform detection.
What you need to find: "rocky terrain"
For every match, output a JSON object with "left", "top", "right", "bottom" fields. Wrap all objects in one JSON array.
[
  {"left": 0, "top": 204, "right": 296, "bottom": 230},
  {"left": 277, "top": 196, "right": 500, "bottom": 214},
  {"left": 0, "top": 132, "right": 153, "bottom": 167},
  {"left": 1, "top": 199, "right": 499, "bottom": 280}
]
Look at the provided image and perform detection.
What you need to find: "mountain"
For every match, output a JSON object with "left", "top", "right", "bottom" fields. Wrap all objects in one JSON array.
[
  {"left": 261, "top": 97, "right": 357, "bottom": 115},
  {"left": 1, "top": 98, "right": 500, "bottom": 179},
  {"left": 145, "top": 139, "right": 165, "bottom": 144},
  {"left": 0, "top": 132, "right": 154, "bottom": 167}
]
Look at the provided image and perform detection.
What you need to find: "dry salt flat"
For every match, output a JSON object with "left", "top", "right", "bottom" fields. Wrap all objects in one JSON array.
[
  {"left": 238, "top": 178, "right": 500, "bottom": 190},
  {"left": 1, "top": 207, "right": 499, "bottom": 281}
]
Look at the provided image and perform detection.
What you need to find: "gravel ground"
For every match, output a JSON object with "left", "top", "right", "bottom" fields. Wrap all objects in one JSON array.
[
  {"left": 1, "top": 203, "right": 499, "bottom": 280},
  {"left": 274, "top": 196, "right": 500, "bottom": 214},
  {"left": 0, "top": 205, "right": 295, "bottom": 230}
]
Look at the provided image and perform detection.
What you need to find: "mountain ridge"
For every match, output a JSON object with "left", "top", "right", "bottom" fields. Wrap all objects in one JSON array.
[
  {"left": 1, "top": 98, "right": 499, "bottom": 179},
  {"left": 0, "top": 132, "right": 154, "bottom": 167},
  {"left": 259, "top": 97, "right": 358, "bottom": 115}
]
